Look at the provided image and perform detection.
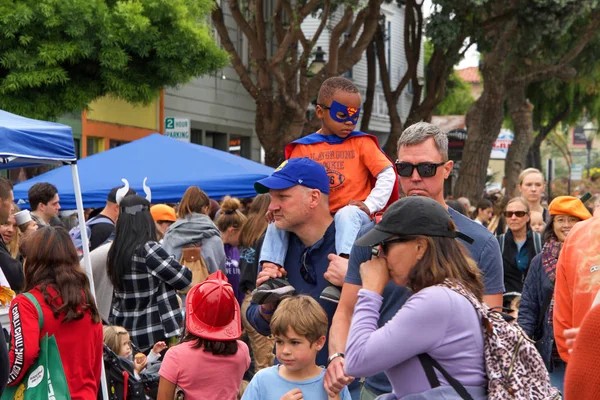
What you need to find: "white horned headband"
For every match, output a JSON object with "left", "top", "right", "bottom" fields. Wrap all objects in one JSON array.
[{"left": 116, "top": 178, "right": 152, "bottom": 215}]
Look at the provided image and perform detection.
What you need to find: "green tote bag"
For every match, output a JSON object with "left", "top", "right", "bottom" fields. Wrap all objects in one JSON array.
[{"left": 2, "top": 293, "right": 71, "bottom": 400}]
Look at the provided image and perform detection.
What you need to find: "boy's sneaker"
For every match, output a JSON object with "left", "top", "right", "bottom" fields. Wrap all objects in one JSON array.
[
  {"left": 252, "top": 278, "right": 296, "bottom": 305},
  {"left": 319, "top": 285, "right": 341, "bottom": 304}
]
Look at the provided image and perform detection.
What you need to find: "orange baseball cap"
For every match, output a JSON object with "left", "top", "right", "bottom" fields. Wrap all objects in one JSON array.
[{"left": 150, "top": 204, "right": 177, "bottom": 222}]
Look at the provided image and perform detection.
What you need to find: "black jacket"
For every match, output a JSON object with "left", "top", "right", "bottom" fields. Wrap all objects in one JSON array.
[
  {"left": 0, "top": 237, "right": 24, "bottom": 292},
  {"left": 498, "top": 229, "right": 541, "bottom": 293},
  {"left": 239, "top": 234, "right": 265, "bottom": 294}
]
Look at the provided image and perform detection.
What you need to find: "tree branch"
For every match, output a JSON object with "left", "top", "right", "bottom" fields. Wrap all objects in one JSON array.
[
  {"left": 272, "top": 68, "right": 302, "bottom": 113},
  {"left": 254, "top": 0, "right": 267, "bottom": 58},
  {"left": 211, "top": 5, "right": 259, "bottom": 98},
  {"left": 328, "top": 6, "right": 354, "bottom": 75},
  {"left": 273, "top": 0, "right": 285, "bottom": 46},
  {"left": 507, "top": 9, "right": 600, "bottom": 86},
  {"left": 309, "top": 1, "right": 330, "bottom": 46},
  {"left": 360, "top": 41, "right": 376, "bottom": 132},
  {"left": 375, "top": 24, "right": 394, "bottom": 107},
  {"left": 228, "top": 0, "right": 263, "bottom": 59},
  {"left": 337, "top": 0, "right": 385, "bottom": 74},
  {"left": 533, "top": 103, "right": 573, "bottom": 147}
]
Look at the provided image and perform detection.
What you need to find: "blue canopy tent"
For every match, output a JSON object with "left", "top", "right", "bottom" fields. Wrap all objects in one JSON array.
[
  {"left": 13, "top": 133, "right": 274, "bottom": 209},
  {"left": 0, "top": 109, "right": 109, "bottom": 399}
]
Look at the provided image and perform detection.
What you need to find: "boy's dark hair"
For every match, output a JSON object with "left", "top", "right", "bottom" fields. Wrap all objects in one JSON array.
[
  {"left": 0, "top": 177, "right": 12, "bottom": 201},
  {"left": 181, "top": 331, "right": 239, "bottom": 356},
  {"left": 317, "top": 77, "right": 360, "bottom": 104},
  {"left": 477, "top": 198, "right": 493, "bottom": 212},
  {"left": 28, "top": 182, "right": 58, "bottom": 210}
]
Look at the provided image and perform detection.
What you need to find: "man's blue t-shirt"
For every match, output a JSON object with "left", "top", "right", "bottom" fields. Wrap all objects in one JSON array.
[
  {"left": 344, "top": 207, "right": 504, "bottom": 394},
  {"left": 448, "top": 207, "right": 505, "bottom": 295},
  {"left": 242, "top": 365, "right": 351, "bottom": 400}
]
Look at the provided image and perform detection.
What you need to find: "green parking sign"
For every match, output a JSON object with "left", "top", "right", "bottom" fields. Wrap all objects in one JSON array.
[{"left": 164, "top": 117, "right": 191, "bottom": 142}]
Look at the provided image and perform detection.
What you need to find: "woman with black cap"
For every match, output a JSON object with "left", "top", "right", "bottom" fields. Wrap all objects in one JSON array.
[{"left": 344, "top": 196, "right": 488, "bottom": 399}]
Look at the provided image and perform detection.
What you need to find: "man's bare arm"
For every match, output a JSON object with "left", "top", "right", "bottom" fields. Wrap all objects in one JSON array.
[
  {"left": 483, "top": 293, "right": 503, "bottom": 310},
  {"left": 324, "top": 283, "right": 361, "bottom": 396}
]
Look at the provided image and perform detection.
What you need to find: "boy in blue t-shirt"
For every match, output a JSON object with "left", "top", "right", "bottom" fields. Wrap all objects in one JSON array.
[{"left": 242, "top": 295, "right": 350, "bottom": 400}]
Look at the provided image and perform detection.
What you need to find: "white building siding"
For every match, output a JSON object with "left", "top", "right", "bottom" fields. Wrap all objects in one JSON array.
[
  {"left": 164, "top": 1, "right": 260, "bottom": 161},
  {"left": 302, "top": 3, "right": 422, "bottom": 145},
  {"left": 164, "top": 1, "right": 423, "bottom": 160}
]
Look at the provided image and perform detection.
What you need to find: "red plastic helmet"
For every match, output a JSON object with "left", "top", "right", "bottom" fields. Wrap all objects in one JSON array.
[{"left": 186, "top": 270, "right": 242, "bottom": 341}]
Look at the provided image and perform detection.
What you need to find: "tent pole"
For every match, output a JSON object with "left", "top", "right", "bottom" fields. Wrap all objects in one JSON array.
[{"left": 71, "top": 164, "right": 109, "bottom": 400}]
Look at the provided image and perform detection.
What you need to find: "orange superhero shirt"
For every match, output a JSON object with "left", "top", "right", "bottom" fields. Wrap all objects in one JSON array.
[{"left": 289, "top": 136, "right": 392, "bottom": 213}]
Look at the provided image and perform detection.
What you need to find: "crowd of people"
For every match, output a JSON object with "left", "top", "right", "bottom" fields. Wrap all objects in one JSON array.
[{"left": 0, "top": 77, "right": 598, "bottom": 399}]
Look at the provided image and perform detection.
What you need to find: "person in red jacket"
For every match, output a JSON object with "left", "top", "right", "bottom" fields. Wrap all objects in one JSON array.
[
  {"left": 564, "top": 304, "right": 600, "bottom": 398},
  {"left": 7, "top": 226, "right": 103, "bottom": 399}
]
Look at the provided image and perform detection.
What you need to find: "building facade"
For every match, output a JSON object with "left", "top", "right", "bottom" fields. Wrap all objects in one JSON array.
[
  {"left": 302, "top": 2, "right": 424, "bottom": 146},
  {"left": 53, "top": 1, "right": 419, "bottom": 164}
]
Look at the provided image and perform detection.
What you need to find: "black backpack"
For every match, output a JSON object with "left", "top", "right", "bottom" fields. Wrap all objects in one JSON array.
[{"left": 101, "top": 344, "right": 159, "bottom": 400}]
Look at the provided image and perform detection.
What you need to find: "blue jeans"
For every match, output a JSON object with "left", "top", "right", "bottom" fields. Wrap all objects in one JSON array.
[
  {"left": 260, "top": 205, "right": 371, "bottom": 266},
  {"left": 549, "top": 362, "right": 565, "bottom": 394}
]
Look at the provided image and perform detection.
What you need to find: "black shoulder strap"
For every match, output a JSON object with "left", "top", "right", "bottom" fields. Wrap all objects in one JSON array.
[
  {"left": 417, "top": 354, "right": 474, "bottom": 400},
  {"left": 497, "top": 233, "right": 505, "bottom": 253}
]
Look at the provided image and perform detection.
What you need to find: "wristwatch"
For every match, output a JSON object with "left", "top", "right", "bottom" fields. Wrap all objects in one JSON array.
[{"left": 327, "top": 352, "right": 345, "bottom": 366}]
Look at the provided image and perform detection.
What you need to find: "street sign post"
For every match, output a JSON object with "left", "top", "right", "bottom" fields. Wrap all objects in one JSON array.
[
  {"left": 546, "top": 158, "right": 554, "bottom": 200},
  {"left": 164, "top": 117, "right": 191, "bottom": 142}
]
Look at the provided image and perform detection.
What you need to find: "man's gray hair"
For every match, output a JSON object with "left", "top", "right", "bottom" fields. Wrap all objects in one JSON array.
[{"left": 397, "top": 122, "right": 448, "bottom": 161}]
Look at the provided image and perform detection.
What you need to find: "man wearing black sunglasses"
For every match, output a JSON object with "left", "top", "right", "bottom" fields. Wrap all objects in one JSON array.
[{"left": 325, "top": 122, "right": 505, "bottom": 399}]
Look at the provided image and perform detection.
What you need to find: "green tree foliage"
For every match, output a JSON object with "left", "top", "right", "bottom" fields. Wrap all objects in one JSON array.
[
  {"left": 452, "top": 0, "right": 600, "bottom": 200},
  {"left": 526, "top": 35, "right": 600, "bottom": 169},
  {"left": 423, "top": 36, "right": 475, "bottom": 116},
  {"left": 434, "top": 71, "right": 475, "bottom": 115},
  {"left": 0, "top": 0, "right": 228, "bottom": 120}
]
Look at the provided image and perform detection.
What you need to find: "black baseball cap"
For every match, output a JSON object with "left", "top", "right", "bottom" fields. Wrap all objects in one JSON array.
[{"left": 355, "top": 196, "right": 474, "bottom": 247}]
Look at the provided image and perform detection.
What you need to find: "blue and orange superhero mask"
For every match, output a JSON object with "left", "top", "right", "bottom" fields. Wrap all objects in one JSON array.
[{"left": 318, "top": 100, "right": 361, "bottom": 124}]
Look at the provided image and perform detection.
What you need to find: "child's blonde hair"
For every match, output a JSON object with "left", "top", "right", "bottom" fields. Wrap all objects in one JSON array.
[
  {"left": 216, "top": 196, "right": 247, "bottom": 232},
  {"left": 270, "top": 295, "right": 328, "bottom": 343},
  {"left": 237, "top": 380, "right": 249, "bottom": 400},
  {"left": 103, "top": 325, "right": 129, "bottom": 355},
  {"left": 510, "top": 295, "right": 521, "bottom": 315}
]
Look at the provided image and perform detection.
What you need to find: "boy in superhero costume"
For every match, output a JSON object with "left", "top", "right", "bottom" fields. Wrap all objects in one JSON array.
[{"left": 254, "top": 77, "right": 398, "bottom": 304}]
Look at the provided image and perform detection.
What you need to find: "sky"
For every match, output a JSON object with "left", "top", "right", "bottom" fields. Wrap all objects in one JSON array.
[{"left": 421, "top": 0, "right": 480, "bottom": 69}]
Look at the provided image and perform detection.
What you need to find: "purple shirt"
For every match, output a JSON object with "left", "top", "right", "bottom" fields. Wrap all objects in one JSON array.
[
  {"left": 345, "top": 286, "right": 487, "bottom": 398},
  {"left": 224, "top": 244, "right": 244, "bottom": 305}
]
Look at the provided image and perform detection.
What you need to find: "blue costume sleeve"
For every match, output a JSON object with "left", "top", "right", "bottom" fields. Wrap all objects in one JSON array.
[
  {"left": 478, "top": 234, "right": 505, "bottom": 295},
  {"left": 245, "top": 302, "right": 272, "bottom": 336},
  {"left": 345, "top": 223, "right": 375, "bottom": 286}
]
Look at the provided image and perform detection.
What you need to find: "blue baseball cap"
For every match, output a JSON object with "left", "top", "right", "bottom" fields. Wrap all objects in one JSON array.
[{"left": 255, "top": 158, "right": 330, "bottom": 195}]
